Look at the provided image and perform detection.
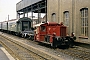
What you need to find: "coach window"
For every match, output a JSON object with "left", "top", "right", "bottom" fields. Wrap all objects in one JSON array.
[
  {"left": 52, "top": 13, "right": 56, "bottom": 22},
  {"left": 63, "top": 11, "right": 69, "bottom": 27},
  {"left": 80, "top": 8, "right": 88, "bottom": 37}
]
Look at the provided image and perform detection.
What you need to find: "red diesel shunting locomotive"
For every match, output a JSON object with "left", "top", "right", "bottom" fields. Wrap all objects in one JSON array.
[{"left": 34, "top": 22, "right": 76, "bottom": 48}]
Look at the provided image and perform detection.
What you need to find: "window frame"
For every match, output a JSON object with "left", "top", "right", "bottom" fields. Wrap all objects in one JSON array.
[
  {"left": 52, "top": 13, "right": 56, "bottom": 22},
  {"left": 80, "top": 8, "right": 88, "bottom": 37},
  {"left": 63, "top": 11, "right": 69, "bottom": 27}
]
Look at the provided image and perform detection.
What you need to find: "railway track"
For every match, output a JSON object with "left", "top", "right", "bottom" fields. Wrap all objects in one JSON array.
[
  {"left": 0, "top": 35, "right": 46, "bottom": 60},
  {"left": 0, "top": 34, "right": 63, "bottom": 60},
  {"left": 0, "top": 33, "right": 90, "bottom": 60},
  {"left": 56, "top": 46, "right": 90, "bottom": 60}
]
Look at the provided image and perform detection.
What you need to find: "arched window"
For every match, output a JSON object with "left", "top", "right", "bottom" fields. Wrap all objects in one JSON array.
[
  {"left": 63, "top": 11, "right": 69, "bottom": 26},
  {"left": 52, "top": 13, "right": 56, "bottom": 22},
  {"left": 80, "top": 8, "right": 88, "bottom": 36}
]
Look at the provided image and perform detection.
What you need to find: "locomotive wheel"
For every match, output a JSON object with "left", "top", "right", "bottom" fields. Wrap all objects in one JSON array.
[
  {"left": 69, "top": 38, "right": 74, "bottom": 47},
  {"left": 51, "top": 37, "right": 57, "bottom": 48},
  {"left": 51, "top": 42, "right": 57, "bottom": 48}
]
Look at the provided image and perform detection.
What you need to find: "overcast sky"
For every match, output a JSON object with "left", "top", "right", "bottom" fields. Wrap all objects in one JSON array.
[{"left": 0, "top": 0, "right": 21, "bottom": 22}]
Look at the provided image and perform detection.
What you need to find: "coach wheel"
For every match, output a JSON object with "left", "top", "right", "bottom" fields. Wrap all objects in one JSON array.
[
  {"left": 30, "top": 36, "right": 34, "bottom": 41},
  {"left": 23, "top": 34, "right": 26, "bottom": 38},
  {"left": 21, "top": 35, "right": 24, "bottom": 38}
]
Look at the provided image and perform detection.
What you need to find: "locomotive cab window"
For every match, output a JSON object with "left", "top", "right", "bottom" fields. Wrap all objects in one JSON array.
[{"left": 41, "top": 26, "right": 46, "bottom": 32}]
